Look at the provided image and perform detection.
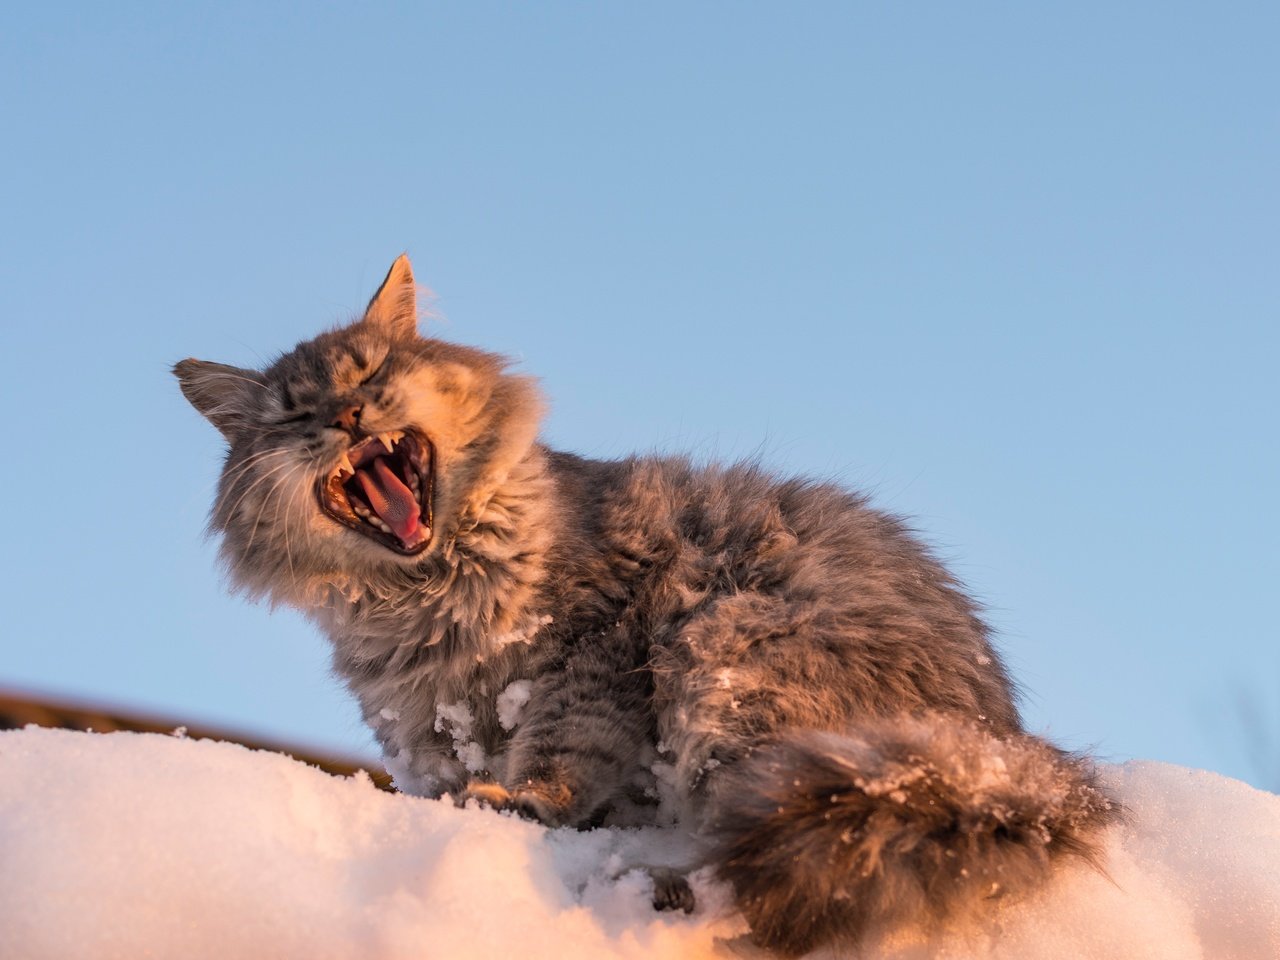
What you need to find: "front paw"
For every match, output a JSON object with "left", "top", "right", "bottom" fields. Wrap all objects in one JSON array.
[
  {"left": 648, "top": 867, "right": 696, "bottom": 914},
  {"left": 458, "top": 781, "right": 515, "bottom": 811},
  {"left": 460, "top": 779, "right": 573, "bottom": 826}
]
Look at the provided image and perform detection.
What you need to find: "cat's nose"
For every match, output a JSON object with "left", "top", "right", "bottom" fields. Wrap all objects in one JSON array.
[{"left": 330, "top": 404, "right": 363, "bottom": 433}]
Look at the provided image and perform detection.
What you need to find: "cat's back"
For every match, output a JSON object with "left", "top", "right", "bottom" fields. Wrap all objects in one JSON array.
[
  {"left": 549, "top": 449, "right": 942, "bottom": 583},
  {"left": 544, "top": 449, "right": 1021, "bottom": 731}
]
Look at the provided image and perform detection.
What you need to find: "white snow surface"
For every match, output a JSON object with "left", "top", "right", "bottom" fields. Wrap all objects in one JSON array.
[{"left": 1, "top": 727, "right": 1277, "bottom": 960}]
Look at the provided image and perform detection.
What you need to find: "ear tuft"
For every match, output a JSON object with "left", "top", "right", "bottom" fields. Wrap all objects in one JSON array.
[
  {"left": 363, "top": 254, "right": 419, "bottom": 338},
  {"left": 173, "top": 358, "right": 263, "bottom": 437}
]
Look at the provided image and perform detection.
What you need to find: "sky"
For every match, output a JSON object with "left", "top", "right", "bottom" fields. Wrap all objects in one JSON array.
[{"left": 1, "top": 3, "right": 1276, "bottom": 788}]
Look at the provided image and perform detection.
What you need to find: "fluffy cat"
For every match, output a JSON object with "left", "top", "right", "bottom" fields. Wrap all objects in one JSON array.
[{"left": 176, "top": 255, "right": 1117, "bottom": 955}]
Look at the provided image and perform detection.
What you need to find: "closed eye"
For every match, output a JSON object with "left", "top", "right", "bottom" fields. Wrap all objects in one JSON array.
[
  {"left": 359, "top": 360, "right": 388, "bottom": 387},
  {"left": 276, "top": 382, "right": 311, "bottom": 424}
]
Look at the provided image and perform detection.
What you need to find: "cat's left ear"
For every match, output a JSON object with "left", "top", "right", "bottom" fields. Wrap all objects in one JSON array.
[
  {"left": 362, "top": 254, "right": 419, "bottom": 339},
  {"left": 173, "top": 359, "right": 264, "bottom": 437}
]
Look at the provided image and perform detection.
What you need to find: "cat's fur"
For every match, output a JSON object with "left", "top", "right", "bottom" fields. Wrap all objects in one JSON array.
[{"left": 176, "top": 255, "right": 1117, "bottom": 956}]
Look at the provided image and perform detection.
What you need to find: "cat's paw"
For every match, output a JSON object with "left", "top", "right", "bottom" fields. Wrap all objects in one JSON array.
[
  {"left": 508, "top": 785, "right": 571, "bottom": 825},
  {"left": 460, "top": 779, "right": 573, "bottom": 826},
  {"left": 648, "top": 867, "right": 696, "bottom": 914},
  {"left": 458, "top": 781, "right": 514, "bottom": 810}
]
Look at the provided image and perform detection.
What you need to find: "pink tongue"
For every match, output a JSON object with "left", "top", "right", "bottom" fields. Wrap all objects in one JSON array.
[{"left": 355, "top": 458, "right": 421, "bottom": 542}]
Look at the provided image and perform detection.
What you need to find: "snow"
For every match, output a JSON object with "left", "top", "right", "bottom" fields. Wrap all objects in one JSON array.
[
  {"left": 496, "top": 679, "right": 534, "bottom": 730},
  {"left": 433, "top": 700, "right": 487, "bottom": 774},
  {"left": 1, "top": 728, "right": 1277, "bottom": 960}
]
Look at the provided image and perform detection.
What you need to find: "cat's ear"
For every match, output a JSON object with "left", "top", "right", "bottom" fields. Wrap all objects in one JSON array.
[
  {"left": 362, "top": 254, "right": 419, "bottom": 339},
  {"left": 173, "top": 359, "right": 264, "bottom": 437}
]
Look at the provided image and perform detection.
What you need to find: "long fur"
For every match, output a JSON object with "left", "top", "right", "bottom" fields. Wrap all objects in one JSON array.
[
  {"left": 176, "top": 255, "right": 1120, "bottom": 955},
  {"left": 708, "top": 716, "right": 1116, "bottom": 955}
]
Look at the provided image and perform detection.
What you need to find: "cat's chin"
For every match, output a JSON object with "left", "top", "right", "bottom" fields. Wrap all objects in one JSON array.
[{"left": 317, "top": 429, "right": 435, "bottom": 557}]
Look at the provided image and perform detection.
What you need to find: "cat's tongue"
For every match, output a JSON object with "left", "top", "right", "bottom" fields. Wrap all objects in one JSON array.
[{"left": 356, "top": 457, "right": 422, "bottom": 543}]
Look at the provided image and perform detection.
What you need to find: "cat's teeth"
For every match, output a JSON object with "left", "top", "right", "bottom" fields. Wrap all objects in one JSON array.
[
  {"left": 371, "top": 517, "right": 392, "bottom": 533},
  {"left": 378, "top": 432, "right": 397, "bottom": 453},
  {"left": 353, "top": 501, "right": 372, "bottom": 518},
  {"left": 336, "top": 452, "right": 355, "bottom": 476}
]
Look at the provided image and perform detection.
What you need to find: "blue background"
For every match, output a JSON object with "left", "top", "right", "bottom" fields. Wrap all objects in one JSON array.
[{"left": 2, "top": 3, "right": 1276, "bottom": 787}]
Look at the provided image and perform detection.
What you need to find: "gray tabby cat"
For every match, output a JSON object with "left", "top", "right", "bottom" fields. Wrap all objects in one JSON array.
[{"left": 176, "top": 255, "right": 1116, "bottom": 956}]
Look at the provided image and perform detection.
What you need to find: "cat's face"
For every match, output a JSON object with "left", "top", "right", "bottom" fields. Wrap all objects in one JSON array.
[{"left": 175, "top": 256, "right": 543, "bottom": 599}]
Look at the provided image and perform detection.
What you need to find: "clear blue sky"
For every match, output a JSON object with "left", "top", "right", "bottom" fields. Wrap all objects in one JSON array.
[{"left": 2, "top": 3, "right": 1276, "bottom": 788}]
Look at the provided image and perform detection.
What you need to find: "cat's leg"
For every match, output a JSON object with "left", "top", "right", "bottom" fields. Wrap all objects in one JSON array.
[
  {"left": 650, "top": 592, "right": 849, "bottom": 826},
  {"left": 465, "top": 627, "right": 654, "bottom": 828},
  {"left": 371, "top": 715, "right": 471, "bottom": 799}
]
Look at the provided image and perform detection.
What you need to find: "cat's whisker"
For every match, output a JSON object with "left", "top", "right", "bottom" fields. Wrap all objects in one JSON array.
[
  {"left": 269, "top": 464, "right": 295, "bottom": 581},
  {"left": 217, "top": 454, "right": 294, "bottom": 526},
  {"left": 212, "top": 448, "right": 291, "bottom": 512},
  {"left": 212, "top": 447, "right": 284, "bottom": 490},
  {"left": 294, "top": 471, "right": 318, "bottom": 555},
  {"left": 276, "top": 462, "right": 311, "bottom": 589},
  {"left": 237, "top": 459, "right": 306, "bottom": 557},
  {"left": 211, "top": 373, "right": 268, "bottom": 390}
]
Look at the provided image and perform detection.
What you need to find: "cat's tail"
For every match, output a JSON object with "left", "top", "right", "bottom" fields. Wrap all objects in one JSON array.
[{"left": 706, "top": 713, "right": 1119, "bottom": 956}]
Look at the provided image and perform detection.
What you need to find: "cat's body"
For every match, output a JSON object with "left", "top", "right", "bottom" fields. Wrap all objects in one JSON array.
[
  {"left": 177, "top": 256, "right": 1116, "bottom": 956},
  {"left": 328, "top": 449, "right": 1024, "bottom": 816}
]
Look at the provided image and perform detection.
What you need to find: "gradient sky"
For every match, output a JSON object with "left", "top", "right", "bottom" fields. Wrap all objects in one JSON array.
[{"left": 2, "top": 3, "right": 1276, "bottom": 788}]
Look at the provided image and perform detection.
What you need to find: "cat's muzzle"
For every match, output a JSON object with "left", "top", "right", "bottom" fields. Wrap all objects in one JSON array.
[{"left": 318, "top": 429, "right": 435, "bottom": 555}]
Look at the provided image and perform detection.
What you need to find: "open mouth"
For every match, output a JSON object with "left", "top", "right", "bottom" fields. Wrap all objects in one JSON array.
[{"left": 318, "top": 430, "right": 434, "bottom": 555}]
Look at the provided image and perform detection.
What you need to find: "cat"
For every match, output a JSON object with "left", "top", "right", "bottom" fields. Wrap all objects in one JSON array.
[{"left": 175, "top": 255, "right": 1117, "bottom": 956}]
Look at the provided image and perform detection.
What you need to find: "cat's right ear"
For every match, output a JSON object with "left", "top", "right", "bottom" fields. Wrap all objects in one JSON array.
[
  {"left": 173, "top": 359, "right": 264, "bottom": 437},
  {"left": 361, "top": 254, "right": 419, "bottom": 339}
]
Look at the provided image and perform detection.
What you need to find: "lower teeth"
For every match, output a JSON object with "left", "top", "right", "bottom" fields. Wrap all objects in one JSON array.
[{"left": 348, "top": 499, "right": 388, "bottom": 534}]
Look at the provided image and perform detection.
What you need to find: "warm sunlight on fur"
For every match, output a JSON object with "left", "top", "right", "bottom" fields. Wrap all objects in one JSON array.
[{"left": 176, "top": 257, "right": 1118, "bottom": 955}]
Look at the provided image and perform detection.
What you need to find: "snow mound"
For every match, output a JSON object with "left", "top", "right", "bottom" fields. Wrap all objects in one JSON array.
[{"left": 0, "top": 727, "right": 1277, "bottom": 959}]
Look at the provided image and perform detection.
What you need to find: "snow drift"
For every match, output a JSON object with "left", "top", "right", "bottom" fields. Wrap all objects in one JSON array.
[{"left": 1, "top": 727, "right": 1277, "bottom": 959}]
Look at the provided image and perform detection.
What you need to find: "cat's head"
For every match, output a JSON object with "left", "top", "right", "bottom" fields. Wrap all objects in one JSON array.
[{"left": 175, "top": 255, "right": 544, "bottom": 601}]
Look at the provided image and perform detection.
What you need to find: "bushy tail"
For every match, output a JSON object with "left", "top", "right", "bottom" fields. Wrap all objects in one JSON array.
[{"left": 708, "top": 714, "right": 1119, "bottom": 956}]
